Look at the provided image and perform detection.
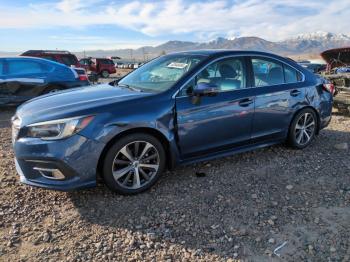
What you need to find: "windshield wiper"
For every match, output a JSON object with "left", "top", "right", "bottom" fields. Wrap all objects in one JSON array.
[{"left": 117, "top": 83, "right": 142, "bottom": 92}]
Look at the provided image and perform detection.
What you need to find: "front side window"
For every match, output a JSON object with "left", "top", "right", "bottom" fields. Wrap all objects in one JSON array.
[
  {"left": 7, "top": 60, "right": 44, "bottom": 75},
  {"left": 180, "top": 57, "right": 246, "bottom": 96},
  {"left": 118, "top": 54, "right": 206, "bottom": 92}
]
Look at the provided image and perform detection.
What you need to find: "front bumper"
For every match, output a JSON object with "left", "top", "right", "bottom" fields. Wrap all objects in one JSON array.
[{"left": 14, "top": 134, "right": 105, "bottom": 191}]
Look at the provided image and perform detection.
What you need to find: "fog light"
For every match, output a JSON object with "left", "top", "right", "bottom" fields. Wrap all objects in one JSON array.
[{"left": 33, "top": 167, "right": 65, "bottom": 180}]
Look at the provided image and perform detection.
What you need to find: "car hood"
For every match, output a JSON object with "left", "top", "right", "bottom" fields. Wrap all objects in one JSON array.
[{"left": 16, "top": 84, "right": 151, "bottom": 126}]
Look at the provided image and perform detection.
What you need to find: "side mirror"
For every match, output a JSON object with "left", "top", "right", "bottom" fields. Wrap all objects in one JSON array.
[{"left": 193, "top": 82, "right": 219, "bottom": 97}]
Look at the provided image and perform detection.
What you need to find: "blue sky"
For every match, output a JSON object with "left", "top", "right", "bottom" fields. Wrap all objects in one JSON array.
[{"left": 0, "top": 0, "right": 349, "bottom": 52}]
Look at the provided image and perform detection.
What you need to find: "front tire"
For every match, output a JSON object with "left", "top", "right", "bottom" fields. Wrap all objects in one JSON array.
[
  {"left": 288, "top": 108, "right": 317, "bottom": 149},
  {"left": 102, "top": 133, "right": 166, "bottom": 194}
]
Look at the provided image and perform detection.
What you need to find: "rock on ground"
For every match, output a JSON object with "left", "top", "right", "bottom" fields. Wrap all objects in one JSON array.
[{"left": 0, "top": 108, "right": 350, "bottom": 261}]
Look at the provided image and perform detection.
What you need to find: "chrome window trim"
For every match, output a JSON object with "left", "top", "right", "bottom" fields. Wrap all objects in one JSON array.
[{"left": 172, "top": 53, "right": 306, "bottom": 99}]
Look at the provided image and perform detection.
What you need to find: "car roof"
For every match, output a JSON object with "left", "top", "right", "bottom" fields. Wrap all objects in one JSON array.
[
  {"left": 21, "top": 50, "right": 72, "bottom": 55},
  {"left": 0, "top": 56, "right": 70, "bottom": 68},
  {"left": 166, "top": 49, "right": 300, "bottom": 64},
  {"left": 167, "top": 49, "right": 279, "bottom": 57}
]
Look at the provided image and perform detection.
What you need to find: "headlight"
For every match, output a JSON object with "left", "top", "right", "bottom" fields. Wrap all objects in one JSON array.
[{"left": 26, "top": 116, "right": 94, "bottom": 140}]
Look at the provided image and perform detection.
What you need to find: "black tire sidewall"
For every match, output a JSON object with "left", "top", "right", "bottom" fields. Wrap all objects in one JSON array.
[
  {"left": 101, "top": 70, "right": 109, "bottom": 78},
  {"left": 102, "top": 133, "right": 166, "bottom": 195},
  {"left": 288, "top": 108, "right": 317, "bottom": 149},
  {"left": 42, "top": 86, "right": 61, "bottom": 95}
]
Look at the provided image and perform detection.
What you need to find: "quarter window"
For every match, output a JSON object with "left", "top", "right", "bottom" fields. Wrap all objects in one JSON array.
[{"left": 284, "top": 64, "right": 301, "bottom": 83}]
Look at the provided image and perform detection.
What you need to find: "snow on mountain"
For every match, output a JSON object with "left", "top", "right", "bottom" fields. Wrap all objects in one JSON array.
[
  {"left": 287, "top": 31, "right": 350, "bottom": 41},
  {"left": 69, "top": 32, "right": 350, "bottom": 59}
]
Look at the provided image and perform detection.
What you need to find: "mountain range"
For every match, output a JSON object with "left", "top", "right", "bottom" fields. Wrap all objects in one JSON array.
[
  {"left": 75, "top": 31, "right": 350, "bottom": 60},
  {"left": 1, "top": 32, "right": 349, "bottom": 60}
]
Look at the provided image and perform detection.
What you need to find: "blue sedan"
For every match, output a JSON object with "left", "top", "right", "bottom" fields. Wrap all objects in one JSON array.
[
  {"left": 0, "top": 57, "right": 89, "bottom": 105},
  {"left": 12, "top": 50, "right": 333, "bottom": 194}
]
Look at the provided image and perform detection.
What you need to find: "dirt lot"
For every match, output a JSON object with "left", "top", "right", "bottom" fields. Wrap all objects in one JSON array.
[{"left": 0, "top": 108, "right": 349, "bottom": 261}]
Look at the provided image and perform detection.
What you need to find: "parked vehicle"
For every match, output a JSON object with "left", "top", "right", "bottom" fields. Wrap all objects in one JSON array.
[
  {"left": 321, "top": 47, "right": 350, "bottom": 115},
  {"left": 79, "top": 58, "right": 116, "bottom": 78},
  {"left": 0, "top": 57, "right": 89, "bottom": 105},
  {"left": 299, "top": 63, "right": 326, "bottom": 74},
  {"left": 21, "top": 50, "right": 81, "bottom": 67},
  {"left": 12, "top": 50, "right": 333, "bottom": 194}
]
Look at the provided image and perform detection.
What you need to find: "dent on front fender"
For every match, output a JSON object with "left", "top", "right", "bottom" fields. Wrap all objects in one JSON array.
[{"left": 81, "top": 102, "right": 181, "bottom": 168}]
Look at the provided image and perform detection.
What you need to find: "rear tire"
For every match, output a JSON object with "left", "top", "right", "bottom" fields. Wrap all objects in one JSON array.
[
  {"left": 101, "top": 70, "right": 109, "bottom": 78},
  {"left": 102, "top": 133, "right": 166, "bottom": 195},
  {"left": 288, "top": 108, "right": 317, "bottom": 149}
]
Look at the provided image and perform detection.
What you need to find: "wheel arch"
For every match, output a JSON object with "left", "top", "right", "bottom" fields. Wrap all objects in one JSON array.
[
  {"left": 289, "top": 106, "right": 321, "bottom": 136},
  {"left": 41, "top": 83, "right": 65, "bottom": 95},
  {"left": 96, "top": 127, "right": 174, "bottom": 178}
]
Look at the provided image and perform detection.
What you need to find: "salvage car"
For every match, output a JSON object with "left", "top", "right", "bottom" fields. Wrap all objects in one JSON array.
[
  {"left": 21, "top": 50, "right": 81, "bottom": 67},
  {"left": 0, "top": 57, "right": 89, "bottom": 105},
  {"left": 12, "top": 50, "right": 333, "bottom": 194},
  {"left": 299, "top": 62, "right": 326, "bottom": 74},
  {"left": 321, "top": 47, "right": 350, "bottom": 115}
]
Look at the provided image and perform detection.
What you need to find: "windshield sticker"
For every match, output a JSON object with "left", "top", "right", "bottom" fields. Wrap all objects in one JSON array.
[{"left": 167, "top": 62, "right": 188, "bottom": 69}]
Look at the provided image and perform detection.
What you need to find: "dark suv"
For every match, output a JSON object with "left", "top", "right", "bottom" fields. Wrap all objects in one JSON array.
[
  {"left": 79, "top": 58, "right": 116, "bottom": 78},
  {"left": 21, "top": 50, "right": 81, "bottom": 67}
]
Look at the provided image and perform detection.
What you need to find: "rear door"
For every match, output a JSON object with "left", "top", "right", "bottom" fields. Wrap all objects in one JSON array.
[
  {"left": 249, "top": 56, "right": 305, "bottom": 142},
  {"left": 2, "top": 59, "right": 49, "bottom": 100}
]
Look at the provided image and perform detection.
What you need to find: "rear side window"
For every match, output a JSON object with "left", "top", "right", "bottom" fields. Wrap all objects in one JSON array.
[
  {"left": 252, "top": 58, "right": 284, "bottom": 86},
  {"left": 7, "top": 60, "right": 44, "bottom": 75},
  {"left": 61, "top": 55, "right": 78, "bottom": 66},
  {"left": 99, "top": 59, "right": 114, "bottom": 65},
  {"left": 252, "top": 57, "right": 303, "bottom": 86},
  {"left": 41, "top": 55, "right": 57, "bottom": 62}
]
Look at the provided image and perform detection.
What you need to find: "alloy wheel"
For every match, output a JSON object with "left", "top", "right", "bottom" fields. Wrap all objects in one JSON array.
[
  {"left": 111, "top": 141, "right": 160, "bottom": 190},
  {"left": 294, "top": 112, "right": 315, "bottom": 146}
]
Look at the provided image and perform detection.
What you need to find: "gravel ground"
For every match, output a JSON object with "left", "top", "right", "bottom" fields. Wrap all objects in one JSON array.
[{"left": 0, "top": 108, "right": 349, "bottom": 261}]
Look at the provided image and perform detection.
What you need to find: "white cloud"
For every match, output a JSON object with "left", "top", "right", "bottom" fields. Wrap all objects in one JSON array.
[
  {"left": 1, "top": 0, "right": 350, "bottom": 41},
  {"left": 48, "top": 35, "right": 161, "bottom": 50}
]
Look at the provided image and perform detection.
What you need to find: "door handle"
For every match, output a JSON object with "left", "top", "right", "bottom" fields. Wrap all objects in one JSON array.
[
  {"left": 239, "top": 98, "right": 253, "bottom": 107},
  {"left": 290, "top": 89, "right": 301, "bottom": 97}
]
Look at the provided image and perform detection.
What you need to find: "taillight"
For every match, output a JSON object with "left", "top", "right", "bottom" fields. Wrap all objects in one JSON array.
[
  {"left": 322, "top": 83, "right": 335, "bottom": 95},
  {"left": 79, "top": 75, "right": 88, "bottom": 81}
]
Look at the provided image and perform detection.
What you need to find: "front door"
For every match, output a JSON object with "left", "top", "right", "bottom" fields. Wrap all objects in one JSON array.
[{"left": 175, "top": 56, "right": 255, "bottom": 159}]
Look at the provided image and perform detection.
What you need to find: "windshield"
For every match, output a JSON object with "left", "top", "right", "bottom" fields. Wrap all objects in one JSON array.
[{"left": 118, "top": 54, "right": 206, "bottom": 92}]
